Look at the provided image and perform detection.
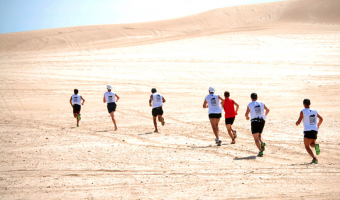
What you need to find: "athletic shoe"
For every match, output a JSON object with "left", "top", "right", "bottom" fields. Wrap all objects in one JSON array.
[
  {"left": 315, "top": 144, "right": 320, "bottom": 155},
  {"left": 231, "top": 139, "right": 235, "bottom": 144},
  {"left": 261, "top": 142, "right": 266, "bottom": 151},
  {"left": 161, "top": 117, "right": 165, "bottom": 126},
  {"left": 215, "top": 139, "right": 222, "bottom": 146},
  {"left": 77, "top": 124, "right": 79, "bottom": 127},
  {"left": 154, "top": 129, "right": 158, "bottom": 133},
  {"left": 257, "top": 151, "right": 263, "bottom": 157},
  {"left": 78, "top": 114, "right": 81, "bottom": 121},
  {"left": 311, "top": 158, "right": 318, "bottom": 164},
  {"left": 233, "top": 130, "right": 237, "bottom": 139}
]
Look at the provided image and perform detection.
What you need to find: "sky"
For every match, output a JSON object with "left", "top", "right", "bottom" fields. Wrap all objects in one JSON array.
[{"left": 0, "top": 0, "right": 285, "bottom": 34}]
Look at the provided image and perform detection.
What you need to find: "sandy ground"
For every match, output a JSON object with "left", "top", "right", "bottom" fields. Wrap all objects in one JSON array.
[{"left": 1, "top": 0, "right": 340, "bottom": 199}]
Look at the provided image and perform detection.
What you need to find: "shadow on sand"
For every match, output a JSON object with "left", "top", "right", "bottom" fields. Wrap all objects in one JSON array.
[
  {"left": 138, "top": 132, "right": 160, "bottom": 135},
  {"left": 234, "top": 156, "right": 257, "bottom": 160},
  {"left": 95, "top": 130, "right": 109, "bottom": 133}
]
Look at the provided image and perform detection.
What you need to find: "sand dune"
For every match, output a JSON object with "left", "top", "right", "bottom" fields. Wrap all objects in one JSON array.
[{"left": 1, "top": 0, "right": 340, "bottom": 199}]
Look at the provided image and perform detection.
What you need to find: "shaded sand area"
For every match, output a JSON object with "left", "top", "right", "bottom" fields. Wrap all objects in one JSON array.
[{"left": 1, "top": 0, "right": 340, "bottom": 199}]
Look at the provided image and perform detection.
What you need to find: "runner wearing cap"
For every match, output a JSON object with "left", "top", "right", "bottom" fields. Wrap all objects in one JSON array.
[
  {"left": 203, "top": 87, "right": 224, "bottom": 146},
  {"left": 245, "top": 93, "right": 270, "bottom": 157},
  {"left": 296, "top": 99, "right": 323, "bottom": 164},
  {"left": 149, "top": 88, "right": 166, "bottom": 132},
  {"left": 103, "top": 85, "right": 120, "bottom": 131},
  {"left": 69, "top": 89, "right": 85, "bottom": 127},
  {"left": 223, "top": 91, "right": 239, "bottom": 144}
]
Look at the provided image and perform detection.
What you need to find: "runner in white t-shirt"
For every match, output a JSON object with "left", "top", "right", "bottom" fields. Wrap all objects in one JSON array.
[
  {"left": 69, "top": 89, "right": 85, "bottom": 127},
  {"left": 103, "top": 85, "right": 120, "bottom": 131},
  {"left": 203, "top": 87, "right": 224, "bottom": 146},
  {"left": 245, "top": 93, "right": 270, "bottom": 157},
  {"left": 296, "top": 99, "right": 323, "bottom": 164},
  {"left": 149, "top": 88, "right": 166, "bottom": 133}
]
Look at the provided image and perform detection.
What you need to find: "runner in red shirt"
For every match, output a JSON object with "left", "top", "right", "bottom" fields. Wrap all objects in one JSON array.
[{"left": 223, "top": 91, "right": 239, "bottom": 144}]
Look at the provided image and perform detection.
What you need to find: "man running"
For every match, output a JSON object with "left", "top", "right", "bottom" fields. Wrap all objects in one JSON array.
[
  {"left": 296, "top": 99, "right": 323, "bottom": 164},
  {"left": 69, "top": 89, "right": 85, "bottom": 127},
  {"left": 223, "top": 91, "right": 239, "bottom": 144},
  {"left": 203, "top": 87, "right": 224, "bottom": 146},
  {"left": 245, "top": 93, "right": 270, "bottom": 157},
  {"left": 149, "top": 88, "right": 166, "bottom": 133},
  {"left": 103, "top": 85, "right": 120, "bottom": 131}
]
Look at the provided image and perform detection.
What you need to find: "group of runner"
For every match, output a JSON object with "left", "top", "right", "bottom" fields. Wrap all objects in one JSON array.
[{"left": 70, "top": 86, "right": 323, "bottom": 164}]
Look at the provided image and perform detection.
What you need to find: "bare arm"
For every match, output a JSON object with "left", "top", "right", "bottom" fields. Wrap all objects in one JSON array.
[
  {"left": 317, "top": 114, "right": 323, "bottom": 129},
  {"left": 81, "top": 96, "right": 85, "bottom": 105},
  {"left": 70, "top": 97, "right": 73, "bottom": 107},
  {"left": 149, "top": 95, "right": 153, "bottom": 107},
  {"left": 162, "top": 96, "right": 166, "bottom": 103},
  {"left": 219, "top": 96, "right": 224, "bottom": 108},
  {"left": 264, "top": 105, "right": 270, "bottom": 116},
  {"left": 234, "top": 101, "right": 239, "bottom": 115},
  {"left": 115, "top": 94, "right": 120, "bottom": 102},
  {"left": 203, "top": 100, "right": 208, "bottom": 108},
  {"left": 103, "top": 94, "right": 106, "bottom": 103},
  {"left": 296, "top": 111, "right": 303, "bottom": 126},
  {"left": 245, "top": 106, "right": 250, "bottom": 120}
]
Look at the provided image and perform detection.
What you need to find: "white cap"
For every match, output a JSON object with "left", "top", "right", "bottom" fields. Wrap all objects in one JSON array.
[
  {"left": 209, "top": 87, "right": 215, "bottom": 93},
  {"left": 107, "top": 85, "right": 112, "bottom": 90}
]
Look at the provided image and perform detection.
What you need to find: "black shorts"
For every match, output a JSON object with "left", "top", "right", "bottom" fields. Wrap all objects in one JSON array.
[
  {"left": 251, "top": 121, "right": 265, "bottom": 134},
  {"left": 225, "top": 117, "right": 235, "bottom": 125},
  {"left": 107, "top": 102, "right": 117, "bottom": 113},
  {"left": 304, "top": 130, "right": 318, "bottom": 139},
  {"left": 73, "top": 104, "right": 81, "bottom": 114},
  {"left": 152, "top": 107, "right": 163, "bottom": 117},
  {"left": 209, "top": 113, "right": 222, "bottom": 119}
]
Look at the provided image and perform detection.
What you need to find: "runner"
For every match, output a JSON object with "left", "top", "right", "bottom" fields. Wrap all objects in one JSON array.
[
  {"left": 149, "top": 88, "right": 166, "bottom": 133},
  {"left": 103, "top": 85, "right": 120, "bottom": 131},
  {"left": 223, "top": 91, "right": 239, "bottom": 144},
  {"left": 69, "top": 89, "right": 85, "bottom": 127},
  {"left": 245, "top": 93, "right": 270, "bottom": 157},
  {"left": 296, "top": 99, "right": 323, "bottom": 164},
  {"left": 203, "top": 87, "right": 224, "bottom": 146}
]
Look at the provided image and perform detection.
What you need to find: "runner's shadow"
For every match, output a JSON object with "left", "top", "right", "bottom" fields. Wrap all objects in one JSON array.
[
  {"left": 290, "top": 163, "right": 312, "bottom": 166},
  {"left": 138, "top": 132, "right": 158, "bottom": 135},
  {"left": 96, "top": 130, "right": 109, "bottom": 133},
  {"left": 233, "top": 156, "right": 257, "bottom": 160}
]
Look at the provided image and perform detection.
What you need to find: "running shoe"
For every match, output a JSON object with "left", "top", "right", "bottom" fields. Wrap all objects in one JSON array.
[
  {"left": 215, "top": 139, "right": 222, "bottom": 146},
  {"left": 261, "top": 142, "right": 266, "bottom": 151},
  {"left": 154, "top": 129, "right": 158, "bottom": 133},
  {"left": 233, "top": 130, "right": 237, "bottom": 139},
  {"left": 315, "top": 144, "right": 320, "bottom": 155},
  {"left": 231, "top": 139, "right": 235, "bottom": 144},
  {"left": 161, "top": 117, "right": 165, "bottom": 126},
  {"left": 78, "top": 114, "right": 81, "bottom": 121},
  {"left": 77, "top": 124, "right": 79, "bottom": 127},
  {"left": 257, "top": 151, "right": 263, "bottom": 157},
  {"left": 311, "top": 158, "right": 318, "bottom": 164}
]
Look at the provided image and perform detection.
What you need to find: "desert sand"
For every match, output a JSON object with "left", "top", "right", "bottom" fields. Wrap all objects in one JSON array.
[{"left": 1, "top": 0, "right": 340, "bottom": 199}]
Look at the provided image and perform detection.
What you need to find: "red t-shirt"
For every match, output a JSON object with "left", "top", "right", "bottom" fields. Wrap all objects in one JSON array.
[{"left": 224, "top": 99, "right": 235, "bottom": 118}]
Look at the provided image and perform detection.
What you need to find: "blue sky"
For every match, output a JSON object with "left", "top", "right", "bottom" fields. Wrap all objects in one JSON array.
[{"left": 0, "top": 0, "right": 285, "bottom": 33}]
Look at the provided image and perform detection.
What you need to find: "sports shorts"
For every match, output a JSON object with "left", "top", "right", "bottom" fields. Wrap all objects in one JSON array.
[
  {"left": 304, "top": 130, "right": 318, "bottom": 139},
  {"left": 209, "top": 113, "right": 222, "bottom": 119},
  {"left": 152, "top": 107, "right": 163, "bottom": 117},
  {"left": 251, "top": 121, "right": 265, "bottom": 134},
  {"left": 107, "top": 102, "right": 117, "bottom": 113},
  {"left": 225, "top": 117, "right": 235, "bottom": 125},
  {"left": 73, "top": 104, "right": 81, "bottom": 114}
]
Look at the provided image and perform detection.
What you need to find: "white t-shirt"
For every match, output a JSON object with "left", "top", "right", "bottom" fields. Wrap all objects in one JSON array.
[
  {"left": 248, "top": 101, "right": 266, "bottom": 120},
  {"left": 302, "top": 108, "right": 318, "bottom": 131},
  {"left": 104, "top": 91, "right": 116, "bottom": 103},
  {"left": 151, "top": 92, "right": 163, "bottom": 108},
  {"left": 205, "top": 94, "right": 222, "bottom": 114},
  {"left": 71, "top": 94, "right": 82, "bottom": 105}
]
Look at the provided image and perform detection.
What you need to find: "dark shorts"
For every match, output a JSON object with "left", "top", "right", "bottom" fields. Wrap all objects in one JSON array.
[
  {"left": 251, "top": 121, "right": 265, "bottom": 134},
  {"left": 304, "top": 130, "right": 318, "bottom": 139},
  {"left": 107, "top": 102, "right": 117, "bottom": 113},
  {"left": 209, "top": 113, "right": 222, "bottom": 119},
  {"left": 152, "top": 107, "right": 163, "bottom": 117},
  {"left": 225, "top": 117, "right": 235, "bottom": 125},
  {"left": 73, "top": 104, "right": 81, "bottom": 114}
]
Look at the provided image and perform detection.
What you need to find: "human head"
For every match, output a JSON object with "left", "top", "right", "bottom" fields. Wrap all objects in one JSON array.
[
  {"left": 107, "top": 85, "right": 112, "bottom": 91},
  {"left": 209, "top": 87, "right": 215, "bottom": 94},
  {"left": 303, "top": 99, "right": 311, "bottom": 108},
  {"left": 74, "top": 89, "right": 78, "bottom": 94},
  {"left": 151, "top": 88, "right": 157, "bottom": 93},
  {"left": 224, "top": 91, "right": 230, "bottom": 98},
  {"left": 251, "top": 93, "right": 257, "bottom": 100}
]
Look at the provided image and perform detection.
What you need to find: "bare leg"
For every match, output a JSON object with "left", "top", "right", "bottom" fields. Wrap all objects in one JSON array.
[
  {"left": 209, "top": 118, "right": 220, "bottom": 139},
  {"left": 226, "top": 124, "right": 234, "bottom": 140},
  {"left": 259, "top": 134, "right": 263, "bottom": 143},
  {"left": 252, "top": 133, "right": 262, "bottom": 151},
  {"left": 304, "top": 138, "right": 316, "bottom": 159},
  {"left": 110, "top": 111, "right": 118, "bottom": 131},
  {"left": 74, "top": 113, "right": 79, "bottom": 126},
  {"left": 153, "top": 116, "right": 158, "bottom": 131}
]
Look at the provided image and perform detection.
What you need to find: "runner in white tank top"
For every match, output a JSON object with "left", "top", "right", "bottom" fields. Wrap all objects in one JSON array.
[
  {"left": 245, "top": 93, "right": 270, "bottom": 157},
  {"left": 296, "top": 99, "right": 323, "bottom": 164},
  {"left": 103, "top": 85, "right": 120, "bottom": 131},
  {"left": 149, "top": 88, "right": 166, "bottom": 133},
  {"left": 69, "top": 89, "right": 85, "bottom": 127},
  {"left": 203, "top": 87, "right": 224, "bottom": 146}
]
